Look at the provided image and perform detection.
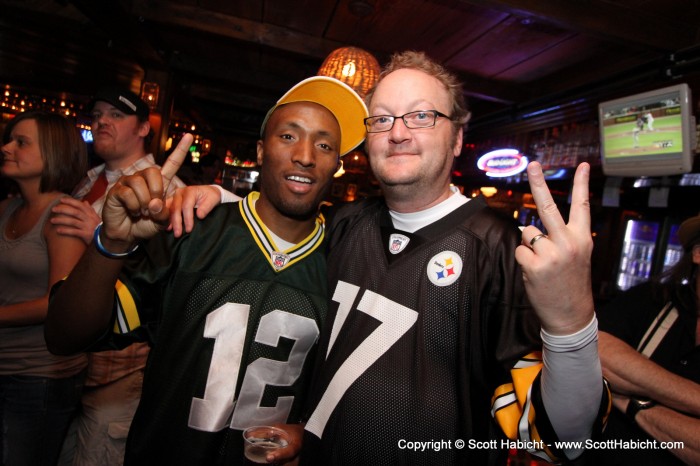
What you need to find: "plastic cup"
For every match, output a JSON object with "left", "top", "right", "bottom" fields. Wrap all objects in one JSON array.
[{"left": 242, "top": 425, "right": 290, "bottom": 464}]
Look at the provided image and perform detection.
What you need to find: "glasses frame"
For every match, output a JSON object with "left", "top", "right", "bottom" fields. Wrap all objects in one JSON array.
[{"left": 364, "top": 110, "right": 451, "bottom": 133}]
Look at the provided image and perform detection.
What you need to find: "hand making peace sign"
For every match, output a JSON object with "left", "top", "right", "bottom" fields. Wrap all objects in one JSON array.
[{"left": 515, "top": 161, "right": 595, "bottom": 336}]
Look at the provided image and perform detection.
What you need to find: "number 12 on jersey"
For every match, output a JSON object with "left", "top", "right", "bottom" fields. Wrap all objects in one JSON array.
[{"left": 187, "top": 303, "right": 319, "bottom": 432}]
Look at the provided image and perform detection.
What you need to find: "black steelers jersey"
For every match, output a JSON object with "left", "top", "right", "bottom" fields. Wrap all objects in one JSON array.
[
  {"left": 302, "top": 196, "right": 553, "bottom": 465},
  {"left": 101, "top": 193, "right": 328, "bottom": 466}
]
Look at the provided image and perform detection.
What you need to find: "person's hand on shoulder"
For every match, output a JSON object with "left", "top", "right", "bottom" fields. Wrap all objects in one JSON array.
[
  {"left": 168, "top": 184, "right": 224, "bottom": 237},
  {"left": 50, "top": 197, "right": 101, "bottom": 245}
]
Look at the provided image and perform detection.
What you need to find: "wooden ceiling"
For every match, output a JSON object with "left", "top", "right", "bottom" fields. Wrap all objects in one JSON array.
[{"left": 2, "top": 0, "right": 700, "bottom": 144}]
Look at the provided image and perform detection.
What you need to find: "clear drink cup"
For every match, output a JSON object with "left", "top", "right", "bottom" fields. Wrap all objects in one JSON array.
[{"left": 242, "top": 426, "right": 290, "bottom": 464}]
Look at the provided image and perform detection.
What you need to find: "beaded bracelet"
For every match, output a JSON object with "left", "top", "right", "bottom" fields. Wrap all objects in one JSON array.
[{"left": 93, "top": 222, "right": 140, "bottom": 258}]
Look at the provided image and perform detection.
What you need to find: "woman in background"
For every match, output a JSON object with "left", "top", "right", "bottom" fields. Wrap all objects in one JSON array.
[{"left": 0, "top": 111, "right": 88, "bottom": 465}]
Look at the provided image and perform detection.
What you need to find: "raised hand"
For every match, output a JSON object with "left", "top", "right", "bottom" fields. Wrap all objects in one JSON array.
[
  {"left": 100, "top": 134, "right": 193, "bottom": 249},
  {"left": 514, "top": 162, "right": 595, "bottom": 335}
]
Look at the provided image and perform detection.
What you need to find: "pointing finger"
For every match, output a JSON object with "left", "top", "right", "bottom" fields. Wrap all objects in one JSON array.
[{"left": 160, "top": 133, "right": 194, "bottom": 183}]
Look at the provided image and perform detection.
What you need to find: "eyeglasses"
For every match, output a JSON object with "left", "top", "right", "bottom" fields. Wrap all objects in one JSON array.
[{"left": 364, "top": 110, "right": 451, "bottom": 133}]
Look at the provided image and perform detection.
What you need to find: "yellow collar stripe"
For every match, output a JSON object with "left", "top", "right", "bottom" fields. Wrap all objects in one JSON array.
[{"left": 239, "top": 192, "right": 325, "bottom": 272}]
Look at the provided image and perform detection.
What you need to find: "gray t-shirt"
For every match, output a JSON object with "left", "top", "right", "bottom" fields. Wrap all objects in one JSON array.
[{"left": 0, "top": 196, "right": 87, "bottom": 377}]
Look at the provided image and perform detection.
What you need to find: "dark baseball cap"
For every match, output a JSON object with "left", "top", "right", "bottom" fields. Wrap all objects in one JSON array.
[{"left": 90, "top": 87, "right": 149, "bottom": 119}]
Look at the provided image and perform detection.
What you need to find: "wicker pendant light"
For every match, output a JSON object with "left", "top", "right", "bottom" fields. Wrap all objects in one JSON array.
[{"left": 317, "top": 46, "right": 380, "bottom": 97}]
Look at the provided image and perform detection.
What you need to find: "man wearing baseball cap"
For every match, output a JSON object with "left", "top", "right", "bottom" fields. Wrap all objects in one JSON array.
[
  {"left": 260, "top": 76, "right": 367, "bottom": 156},
  {"left": 50, "top": 86, "right": 185, "bottom": 466},
  {"left": 89, "top": 87, "right": 151, "bottom": 121},
  {"left": 47, "top": 77, "right": 368, "bottom": 465}
]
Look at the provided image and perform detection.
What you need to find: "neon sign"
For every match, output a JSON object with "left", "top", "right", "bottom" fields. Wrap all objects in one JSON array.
[{"left": 477, "top": 149, "right": 528, "bottom": 178}]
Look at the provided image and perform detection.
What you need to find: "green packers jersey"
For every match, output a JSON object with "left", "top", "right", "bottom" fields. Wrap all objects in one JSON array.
[{"left": 111, "top": 193, "right": 328, "bottom": 465}]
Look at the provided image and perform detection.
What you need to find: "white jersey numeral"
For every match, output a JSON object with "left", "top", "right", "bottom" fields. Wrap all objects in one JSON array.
[
  {"left": 305, "top": 281, "right": 418, "bottom": 437},
  {"left": 188, "top": 304, "right": 319, "bottom": 432},
  {"left": 231, "top": 310, "right": 319, "bottom": 428},
  {"left": 189, "top": 303, "right": 248, "bottom": 431}
]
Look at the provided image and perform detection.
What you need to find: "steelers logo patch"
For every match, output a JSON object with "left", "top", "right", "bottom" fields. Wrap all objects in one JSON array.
[{"left": 427, "top": 251, "right": 462, "bottom": 286}]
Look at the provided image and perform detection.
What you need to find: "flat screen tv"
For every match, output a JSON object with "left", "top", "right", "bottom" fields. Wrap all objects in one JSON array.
[{"left": 598, "top": 83, "right": 696, "bottom": 177}]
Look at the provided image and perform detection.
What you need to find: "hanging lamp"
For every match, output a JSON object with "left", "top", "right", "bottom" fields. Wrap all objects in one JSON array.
[{"left": 317, "top": 46, "right": 380, "bottom": 97}]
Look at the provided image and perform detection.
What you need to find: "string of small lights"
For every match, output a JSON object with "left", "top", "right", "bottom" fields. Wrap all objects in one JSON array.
[{"left": 1, "top": 84, "right": 87, "bottom": 118}]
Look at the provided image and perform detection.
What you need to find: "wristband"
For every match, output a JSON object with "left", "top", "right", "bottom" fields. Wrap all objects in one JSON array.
[
  {"left": 626, "top": 397, "right": 656, "bottom": 422},
  {"left": 93, "top": 222, "right": 140, "bottom": 258}
]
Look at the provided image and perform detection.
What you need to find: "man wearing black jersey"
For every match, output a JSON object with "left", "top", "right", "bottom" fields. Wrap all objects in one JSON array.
[
  {"left": 171, "top": 52, "right": 610, "bottom": 465},
  {"left": 45, "top": 77, "right": 368, "bottom": 465},
  {"left": 300, "top": 51, "right": 608, "bottom": 465}
]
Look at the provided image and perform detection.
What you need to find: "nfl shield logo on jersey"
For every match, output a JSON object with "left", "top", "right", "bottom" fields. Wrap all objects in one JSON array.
[
  {"left": 271, "top": 252, "right": 290, "bottom": 270},
  {"left": 388, "top": 234, "right": 410, "bottom": 254}
]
